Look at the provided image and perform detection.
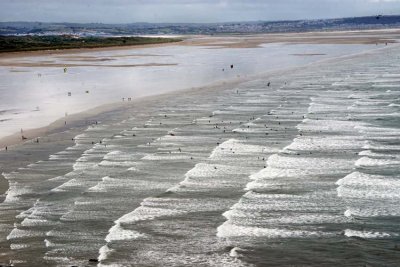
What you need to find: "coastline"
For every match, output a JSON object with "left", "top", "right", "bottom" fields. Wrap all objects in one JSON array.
[
  {"left": 1, "top": 25, "right": 400, "bottom": 266},
  {"left": 0, "top": 32, "right": 399, "bottom": 199},
  {"left": 1, "top": 40, "right": 398, "bottom": 150}
]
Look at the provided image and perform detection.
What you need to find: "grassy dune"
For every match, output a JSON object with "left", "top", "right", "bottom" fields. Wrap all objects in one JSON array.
[{"left": 0, "top": 35, "right": 181, "bottom": 53}]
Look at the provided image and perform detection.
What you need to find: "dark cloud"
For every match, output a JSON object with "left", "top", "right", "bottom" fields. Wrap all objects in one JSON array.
[{"left": 1, "top": 0, "right": 400, "bottom": 23}]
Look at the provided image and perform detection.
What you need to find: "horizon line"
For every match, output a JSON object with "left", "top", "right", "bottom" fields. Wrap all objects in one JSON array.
[{"left": 1, "top": 14, "right": 398, "bottom": 25}]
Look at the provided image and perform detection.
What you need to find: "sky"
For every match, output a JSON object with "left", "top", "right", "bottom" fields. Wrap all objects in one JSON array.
[{"left": 1, "top": 0, "right": 400, "bottom": 23}]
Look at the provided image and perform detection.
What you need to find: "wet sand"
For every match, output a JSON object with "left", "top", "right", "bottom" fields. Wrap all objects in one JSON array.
[
  {"left": 182, "top": 29, "right": 400, "bottom": 48},
  {"left": 0, "top": 62, "right": 177, "bottom": 68}
]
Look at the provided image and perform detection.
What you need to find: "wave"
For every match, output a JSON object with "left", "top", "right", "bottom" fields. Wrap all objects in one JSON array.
[
  {"left": 344, "top": 229, "right": 393, "bottom": 239},
  {"left": 217, "top": 223, "right": 330, "bottom": 238},
  {"left": 355, "top": 156, "right": 400, "bottom": 168}
]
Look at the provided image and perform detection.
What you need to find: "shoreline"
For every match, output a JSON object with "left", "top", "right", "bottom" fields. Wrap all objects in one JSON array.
[
  {"left": 0, "top": 32, "right": 399, "bottom": 199},
  {"left": 1, "top": 41, "right": 397, "bottom": 150},
  {"left": 1, "top": 29, "right": 399, "bottom": 265}
]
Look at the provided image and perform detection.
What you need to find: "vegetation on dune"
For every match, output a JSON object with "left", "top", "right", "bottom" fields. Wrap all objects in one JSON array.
[{"left": 0, "top": 35, "right": 182, "bottom": 53}]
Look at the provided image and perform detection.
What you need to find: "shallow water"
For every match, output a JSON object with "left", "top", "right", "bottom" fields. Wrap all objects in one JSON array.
[
  {"left": 0, "top": 43, "right": 373, "bottom": 138},
  {"left": 0, "top": 44, "right": 400, "bottom": 266}
]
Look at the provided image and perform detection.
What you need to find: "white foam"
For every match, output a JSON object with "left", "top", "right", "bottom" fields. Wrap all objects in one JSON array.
[
  {"left": 142, "top": 153, "right": 190, "bottom": 160},
  {"left": 284, "top": 136, "right": 364, "bottom": 151},
  {"left": 229, "top": 247, "right": 241, "bottom": 258},
  {"left": 44, "top": 238, "right": 54, "bottom": 248},
  {"left": 105, "top": 198, "right": 187, "bottom": 243},
  {"left": 249, "top": 166, "right": 320, "bottom": 181},
  {"left": 228, "top": 191, "right": 338, "bottom": 213},
  {"left": 267, "top": 154, "right": 354, "bottom": 171},
  {"left": 169, "top": 162, "right": 247, "bottom": 192},
  {"left": 105, "top": 223, "right": 146, "bottom": 242},
  {"left": 344, "top": 207, "right": 400, "bottom": 217},
  {"left": 50, "top": 178, "right": 81, "bottom": 192},
  {"left": 389, "top": 103, "right": 400, "bottom": 107},
  {"left": 21, "top": 218, "right": 57, "bottom": 227},
  {"left": 223, "top": 209, "right": 347, "bottom": 224},
  {"left": 185, "top": 163, "right": 240, "bottom": 178},
  {"left": 87, "top": 176, "right": 119, "bottom": 192},
  {"left": 4, "top": 182, "right": 34, "bottom": 203},
  {"left": 10, "top": 243, "right": 30, "bottom": 250},
  {"left": 104, "top": 151, "right": 136, "bottom": 161},
  {"left": 217, "top": 223, "right": 328, "bottom": 238},
  {"left": 72, "top": 160, "right": 97, "bottom": 171},
  {"left": 344, "top": 229, "right": 392, "bottom": 238},
  {"left": 7, "top": 228, "right": 42, "bottom": 240},
  {"left": 298, "top": 119, "right": 364, "bottom": 133},
  {"left": 336, "top": 172, "right": 400, "bottom": 188},
  {"left": 344, "top": 209, "right": 352, "bottom": 217},
  {"left": 99, "top": 160, "right": 137, "bottom": 167},
  {"left": 99, "top": 245, "right": 115, "bottom": 261},
  {"left": 209, "top": 139, "right": 274, "bottom": 159},
  {"left": 116, "top": 205, "right": 185, "bottom": 225}
]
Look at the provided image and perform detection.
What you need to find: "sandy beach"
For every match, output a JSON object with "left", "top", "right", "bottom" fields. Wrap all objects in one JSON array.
[
  {"left": 0, "top": 30, "right": 399, "bottom": 190},
  {"left": 1, "top": 30, "right": 399, "bottom": 147},
  {"left": 0, "top": 31, "right": 400, "bottom": 266}
]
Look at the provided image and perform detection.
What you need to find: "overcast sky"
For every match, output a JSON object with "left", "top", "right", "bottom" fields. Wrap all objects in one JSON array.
[{"left": 1, "top": 0, "right": 400, "bottom": 23}]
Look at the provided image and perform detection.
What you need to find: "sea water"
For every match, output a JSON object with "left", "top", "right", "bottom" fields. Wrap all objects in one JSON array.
[
  {"left": 0, "top": 44, "right": 399, "bottom": 266},
  {"left": 0, "top": 42, "right": 373, "bottom": 139}
]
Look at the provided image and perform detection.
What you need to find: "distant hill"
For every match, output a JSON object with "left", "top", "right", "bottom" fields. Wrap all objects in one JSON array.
[{"left": 1, "top": 15, "right": 400, "bottom": 36}]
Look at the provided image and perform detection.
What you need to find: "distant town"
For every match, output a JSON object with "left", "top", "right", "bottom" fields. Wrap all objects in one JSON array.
[{"left": 1, "top": 15, "right": 400, "bottom": 36}]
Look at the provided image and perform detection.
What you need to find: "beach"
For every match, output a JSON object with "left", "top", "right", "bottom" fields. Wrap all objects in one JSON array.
[
  {"left": 0, "top": 31, "right": 400, "bottom": 266},
  {"left": 2, "top": 30, "right": 399, "bottom": 147}
]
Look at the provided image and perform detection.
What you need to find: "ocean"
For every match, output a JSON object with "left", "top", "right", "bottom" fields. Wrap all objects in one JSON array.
[
  {"left": 0, "top": 43, "right": 399, "bottom": 266},
  {"left": 0, "top": 43, "right": 372, "bottom": 139}
]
